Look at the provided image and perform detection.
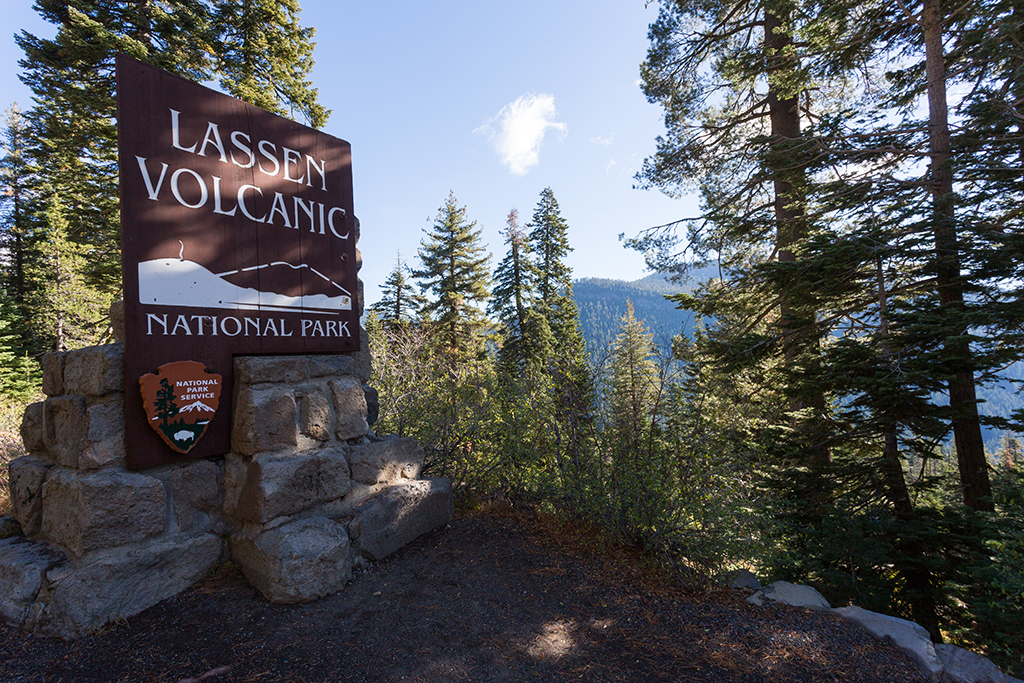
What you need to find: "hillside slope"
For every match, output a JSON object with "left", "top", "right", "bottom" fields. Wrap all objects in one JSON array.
[
  {"left": 573, "top": 273, "right": 1020, "bottom": 450},
  {"left": 573, "top": 273, "right": 698, "bottom": 357}
]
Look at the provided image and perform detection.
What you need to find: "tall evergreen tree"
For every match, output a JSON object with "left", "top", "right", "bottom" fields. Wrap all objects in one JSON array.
[
  {"left": 16, "top": 0, "right": 215, "bottom": 293},
  {"left": 633, "top": 0, "right": 1023, "bottom": 509},
  {"left": 527, "top": 188, "right": 571, "bottom": 308},
  {"left": 607, "top": 301, "right": 658, "bottom": 453},
  {"left": 952, "top": 0, "right": 1024, "bottom": 442},
  {"left": 797, "top": 0, "right": 1020, "bottom": 511},
  {"left": 28, "top": 198, "right": 109, "bottom": 351},
  {"left": 490, "top": 209, "right": 530, "bottom": 335},
  {"left": 490, "top": 208, "right": 554, "bottom": 371},
  {"left": 635, "top": 0, "right": 848, "bottom": 470},
  {"left": 369, "top": 253, "right": 425, "bottom": 327},
  {"left": 0, "top": 104, "right": 34, "bottom": 324},
  {"left": 526, "top": 189, "right": 587, "bottom": 357},
  {"left": 933, "top": 0, "right": 1024, "bottom": 507},
  {"left": 413, "top": 192, "right": 491, "bottom": 355},
  {"left": 0, "top": 289, "right": 37, "bottom": 400},
  {"left": 631, "top": 0, "right": 1024, "bottom": 652},
  {"left": 914, "top": 0, "right": 994, "bottom": 510},
  {"left": 212, "top": 0, "right": 329, "bottom": 128},
  {"left": 523, "top": 188, "right": 595, "bottom": 475},
  {"left": 525, "top": 189, "right": 588, "bottom": 367},
  {"left": 603, "top": 300, "right": 662, "bottom": 539}
]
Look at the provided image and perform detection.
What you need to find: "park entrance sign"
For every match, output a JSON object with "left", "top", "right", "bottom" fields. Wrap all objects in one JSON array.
[{"left": 117, "top": 55, "right": 358, "bottom": 469}]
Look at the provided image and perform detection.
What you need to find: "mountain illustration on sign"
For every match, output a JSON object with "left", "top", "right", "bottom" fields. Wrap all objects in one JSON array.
[
  {"left": 139, "top": 360, "right": 222, "bottom": 454},
  {"left": 138, "top": 241, "right": 352, "bottom": 314},
  {"left": 180, "top": 400, "right": 216, "bottom": 413}
]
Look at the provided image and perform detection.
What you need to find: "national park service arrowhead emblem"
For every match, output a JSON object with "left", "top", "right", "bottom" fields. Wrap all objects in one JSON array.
[{"left": 139, "top": 361, "right": 222, "bottom": 454}]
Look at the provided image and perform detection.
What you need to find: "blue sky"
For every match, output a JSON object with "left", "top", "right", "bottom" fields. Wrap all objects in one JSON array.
[{"left": 1, "top": 1, "right": 700, "bottom": 305}]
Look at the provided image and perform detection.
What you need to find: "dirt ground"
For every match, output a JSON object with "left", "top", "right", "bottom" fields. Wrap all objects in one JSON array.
[{"left": 0, "top": 508, "right": 926, "bottom": 683}]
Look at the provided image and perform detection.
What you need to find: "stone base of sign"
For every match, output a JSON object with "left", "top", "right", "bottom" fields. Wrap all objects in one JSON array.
[
  {"left": 1, "top": 343, "right": 452, "bottom": 638},
  {"left": 230, "top": 516, "right": 354, "bottom": 604},
  {"left": 348, "top": 479, "right": 454, "bottom": 561}
]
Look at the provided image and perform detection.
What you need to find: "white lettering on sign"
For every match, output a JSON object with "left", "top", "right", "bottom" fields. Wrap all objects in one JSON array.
[
  {"left": 170, "top": 109, "right": 327, "bottom": 190},
  {"left": 301, "top": 319, "right": 351, "bottom": 337},
  {"left": 144, "top": 314, "right": 351, "bottom": 338},
  {"left": 136, "top": 156, "right": 347, "bottom": 237},
  {"left": 141, "top": 109, "right": 347, "bottom": 239}
]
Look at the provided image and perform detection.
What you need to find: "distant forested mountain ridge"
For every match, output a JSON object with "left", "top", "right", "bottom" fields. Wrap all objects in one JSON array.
[
  {"left": 573, "top": 272, "right": 698, "bottom": 357},
  {"left": 573, "top": 272, "right": 1021, "bottom": 450},
  {"left": 977, "top": 361, "right": 1023, "bottom": 451}
]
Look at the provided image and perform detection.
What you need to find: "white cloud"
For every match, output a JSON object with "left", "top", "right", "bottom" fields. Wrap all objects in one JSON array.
[
  {"left": 590, "top": 135, "right": 614, "bottom": 146},
  {"left": 606, "top": 159, "right": 618, "bottom": 174},
  {"left": 475, "top": 94, "right": 567, "bottom": 176}
]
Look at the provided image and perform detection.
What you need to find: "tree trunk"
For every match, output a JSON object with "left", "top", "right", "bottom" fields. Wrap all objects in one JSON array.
[
  {"left": 135, "top": 0, "right": 152, "bottom": 46},
  {"left": 877, "top": 258, "right": 940, "bottom": 639},
  {"left": 12, "top": 190, "right": 24, "bottom": 310},
  {"left": 766, "top": 9, "right": 829, "bottom": 468},
  {"left": 55, "top": 243, "right": 64, "bottom": 352},
  {"left": 922, "top": 0, "right": 993, "bottom": 512},
  {"left": 876, "top": 259, "right": 915, "bottom": 515},
  {"left": 513, "top": 240, "right": 525, "bottom": 337}
]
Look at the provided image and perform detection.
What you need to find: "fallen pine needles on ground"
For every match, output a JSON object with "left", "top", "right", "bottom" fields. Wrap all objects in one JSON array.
[{"left": 0, "top": 506, "right": 926, "bottom": 683}]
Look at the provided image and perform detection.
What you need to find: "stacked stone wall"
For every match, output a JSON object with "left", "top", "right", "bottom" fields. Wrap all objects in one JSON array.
[
  {"left": 2, "top": 343, "right": 225, "bottom": 637},
  {"left": 1, "top": 335, "right": 452, "bottom": 638},
  {"left": 222, "top": 347, "right": 452, "bottom": 603}
]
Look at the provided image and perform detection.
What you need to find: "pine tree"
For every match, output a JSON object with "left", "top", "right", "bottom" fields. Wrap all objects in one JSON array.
[
  {"left": 633, "top": 0, "right": 1024, "bottom": 508},
  {"left": 603, "top": 300, "right": 662, "bottom": 541},
  {"left": 212, "top": 0, "right": 329, "bottom": 128},
  {"left": 938, "top": 0, "right": 1024, "bottom": 508},
  {"left": 413, "top": 192, "right": 491, "bottom": 355},
  {"left": 796, "top": 0, "right": 1018, "bottom": 511},
  {"left": 527, "top": 189, "right": 571, "bottom": 307},
  {"left": 16, "top": 1, "right": 215, "bottom": 293},
  {"left": 521, "top": 188, "right": 595, "bottom": 484},
  {"left": 28, "top": 198, "right": 110, "bottom": 351},
  {"left": 0, "top": 104, "right": 42, "bottom": 386},
  {"left": 607, "top": 301, "right": 658, "bottom": 451},
  {"left": 487, "top": 207, "right": 556, "bottom": 492},
  {"left": 631, "top": 0, "right": 1024, "bottom": 649},
  {"left": 635, "top": 0, "right": 850, "bottom": 469},
  {"left": 0, "top": 104, "right": 34, "bottom": 323},
  {"left": 526, "top": 189, "right": 586, "bottom": 355},
  {"left": 952, "top": 0, "right": 1024, "bottom": 444},
  {"left": 490, "top": 208, "right": 544, "bottom": 371},
  {"left": 490, "top": 209, "right": 530, "bottom": 333},
  {"left": 369, "top": 254, "right": 426, "bottom": 328},
  {"left": 0, "top": 289, "right": 37, "bottom": 401},
  {"left": 913, "top": 0, "right": 993, "bottom": 511}
]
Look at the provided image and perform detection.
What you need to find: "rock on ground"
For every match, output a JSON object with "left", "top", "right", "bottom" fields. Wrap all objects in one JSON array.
[
  {"left": 746, "top": 581, "right": 831, "bottom": 610},
  {"left": 231, "top": 517, "right": 353, "bottom": 604},
  {"left": 833, "top": 605, "right": 942, "bottom": 681},
  {"left": 350, "top": 479, "right": 453, "bottom": 561},
  {"left": 936, "top": 643, "right": 1022, "bottom": 683}
]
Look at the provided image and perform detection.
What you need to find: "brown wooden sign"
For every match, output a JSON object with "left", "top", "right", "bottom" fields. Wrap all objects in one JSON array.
[{"left": 117, "top": 54, "right": 358, "bottom": 469}]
